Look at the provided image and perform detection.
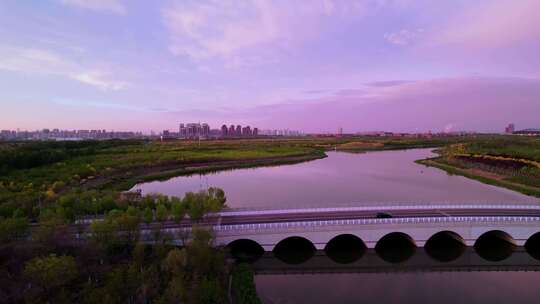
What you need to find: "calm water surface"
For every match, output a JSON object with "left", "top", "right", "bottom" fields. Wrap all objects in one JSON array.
[
  {"left": 256, "top": 271, "right": 540, "bottom": 303},
  {"left": 134, "top": 148, "right": 540, "bottom": 302},
  {"left": 254, "top": 248, "right": 540, "bottom": 304},
  {"left": 133, "top": 148, "right": 538, "bottom": 208}
]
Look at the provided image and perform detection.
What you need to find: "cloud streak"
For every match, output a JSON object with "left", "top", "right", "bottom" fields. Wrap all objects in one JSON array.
[
  {"left": 59, "top": 0, "right": 126, "bottom": 14},
  {"left": 0, "top": 46, "right": 129, "bottom": 91},
  {"left": 433, "top": 0, "right": 540, "bottom": 49},
  {"left": 384, "top": 29, "right": 424, "bottom": 46},
  {"left": 161, "top": 0, "right": 375, "bottom": 66}
]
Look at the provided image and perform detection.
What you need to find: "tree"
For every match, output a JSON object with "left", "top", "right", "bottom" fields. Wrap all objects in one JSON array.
[
  {"left": 183, "top": 188, "right": 227, "bottom": 222},
  {"left": 115, "top": 213, "right": 141, "bottom": 245},
  {"left": 155, "top": 204, "right": 168, "bottom": 222},
  {"left": 90, "top": 219, "right": 118, "bottom": 250},
  {"left": 143, "top": 207, "right": 153, "bottom": 224},
  {"left": 100, "top": 265, "right": 136, "bottom": 303},
  {"left": 126, "top": 206, "right": 140, "bottom": 218},
  {"left": 160, "top": 276, "right": 187, "bottom": 303},
  {"left": 185, "top": 193, "right": 205, "bottom": 221},
  {"left": 170, "top": 197, "right": 186, "bottom": 223},
  {"left": 132, "top": 242, "right": 146, "bottom": 270},
  {"left": 196, "top": 278, "right": 227, "bottom": 304},
  {"left": 164, "top": 248, "right": 188, "bottom": 277},
  {"left": 232, "top": 264, "right": 262, "bottom": 304},
  {"left": 0, "top": 217, "right": 29, "bottom": 242},
  {"left": 187, "top": 228, "right": 225, "bottom": 278},
  {"left": 208, "top": 187, "right": 227, "bottom": 208},
  {"left": 24, "top": 255, "right": 78, "bottom": 294},
  {"left": 34, "top": 210, "right": 69, "bottom": 249}
]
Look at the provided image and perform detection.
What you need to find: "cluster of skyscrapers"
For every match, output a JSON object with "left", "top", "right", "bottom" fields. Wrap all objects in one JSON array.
[
  {"left": 0, "top": 129, "right": 143, "bottom": 141},
  {"left": 220, "top": 124, "right": 258, "bottom": 137},
  {"left": 178, "top": 123, "right": 211, "bottom": 138},
  {"left": 168, "top": 123, "right": 260, "bottom": 139},
  {"left": 2, "top": 123, "right": 306, "bottom": 142}
]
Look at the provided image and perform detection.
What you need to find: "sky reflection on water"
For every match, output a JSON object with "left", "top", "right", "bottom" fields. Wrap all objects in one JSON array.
[{"left": 134, "top": 149, "right": 538, "bottom": 209}]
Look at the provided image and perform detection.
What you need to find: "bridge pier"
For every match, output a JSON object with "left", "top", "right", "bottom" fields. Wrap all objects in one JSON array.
[
  {"left": 515, "top": 240, "right": 526, "bottom": 246},
  {"left": 465, "top": 240, "right": 476, "bottom": 247}
]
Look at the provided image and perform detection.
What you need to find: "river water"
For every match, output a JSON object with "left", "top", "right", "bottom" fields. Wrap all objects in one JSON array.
[
  {"left": 133, "top": 148, "right": 540, "bottom": 303},
  {"left": 133, "top": 148, "right": 538, "bottom": 208},
  {"left": 254, "top": 248, "right": 540, "bottom": 304}
]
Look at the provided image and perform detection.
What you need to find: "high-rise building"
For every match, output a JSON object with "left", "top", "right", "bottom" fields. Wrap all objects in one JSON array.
[
  {"left": 253, "top": 128, "right": 258, "bottom": 136},
  {"left": 202, "top": 123, "right": 210, "bottom": 136},
  {"left": 186, "top": 123, "right": 197, "bottom": 137},
  {"left": 242, "top": 126, "right": 252, "bottom": 136},
  {"left": 505, "top": 123, "right": 515, "bottom": 134},
  {"left": 236, "top": 125, "right": 242, "bottom": 135},
  {"left": 229, "top": 125, "right": 236, "bottom": 136},
  {"left": 221, "top": 124, "right": 228, "bottom": 136},
  {"left": 179, "top": 123, "right": 186, "bottom": 137}
]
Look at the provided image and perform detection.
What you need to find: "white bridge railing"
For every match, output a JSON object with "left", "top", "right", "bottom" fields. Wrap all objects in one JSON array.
[
  {"left": 213, "top": 216, "right": 540, "bottom": 232},
  {"left": 219, "top": 204, "right": 540, "bottom": 217},
  {"left": 140, "top": 216, "right": 540, "bottom": 237}
]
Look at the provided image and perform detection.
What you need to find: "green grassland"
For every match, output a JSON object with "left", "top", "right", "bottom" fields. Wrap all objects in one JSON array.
[
  {"left": 1, "top": 135, "right": 537, "bottom": 221},
  {"left": 1, "top": 134, "right": 538, "bottom": 302},
  {"left": 417, "top": 135, "right": 540, "bottom": 198}
]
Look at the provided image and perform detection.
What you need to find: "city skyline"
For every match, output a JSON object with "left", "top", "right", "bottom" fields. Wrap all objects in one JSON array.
[
  {"left": 0, "top": 120, "right": 537, "bottom": 134},
  {"left": 1, "top": 1, "right": 540, "bottom": 133}
]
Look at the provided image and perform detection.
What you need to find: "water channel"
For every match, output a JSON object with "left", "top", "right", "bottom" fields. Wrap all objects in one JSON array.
[
  {"left": 133, "top": 148, "right": 538, "bottom": 208},
  {"left": 133, "top": 148, "right": 540, "bottom": 303}
]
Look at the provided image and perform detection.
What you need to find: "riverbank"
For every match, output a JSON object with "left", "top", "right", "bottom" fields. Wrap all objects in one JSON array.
[
  {"left": 417, "top": 157, "right": 540, "bottom": 198},
  {"left": 1, "top": 135, "right": 531, "bottom": 221},
  {"left": 37, "top": 137, "right": 452, "bottom": 193},
  {"left": 415, "top": 136, "right": 540, "bottom": 198},
  {"left": 102, "top": 152, "right": 327, "bottom": 191}
]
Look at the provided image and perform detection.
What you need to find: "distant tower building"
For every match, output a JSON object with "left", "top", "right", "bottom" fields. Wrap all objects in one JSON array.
[
  {"left": 253, "top": 128, "right": 258, "bottom": 136},
  {"left": 229, "top": 125, "right": 236, "bottom": 136},
  {"left": 243, "top": 126, "right": 252, "bottom": 136},
  {"left": 179, "top": 123, "right": 187, "bottom": 137},
  {"left": 201, "top": 123, "right": 210, "bottom": 137},
  {"left": 221, "top": 124, "right": 228, "bottom": 137},
  {"left": 505, "top": 123, "right": 515, "bottom": 134},
  {"left": 236, "top": 125, "right": 242, "bottom": 136}
]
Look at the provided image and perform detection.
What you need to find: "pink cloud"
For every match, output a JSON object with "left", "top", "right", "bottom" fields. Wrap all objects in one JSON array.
[
  {"left": 233, "top": 77, "right": 540, "bottom": 133},
  {"left": 430, "top": 0, "right": 540, "bottom": 50}
]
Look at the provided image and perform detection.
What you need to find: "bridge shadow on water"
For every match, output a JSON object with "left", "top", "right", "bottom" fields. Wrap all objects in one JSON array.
[
  {"left": 227, "top": 236, "right": 540, "bottom": 273},
  {"left": 227, "top": 231, "right": 540, "bottom": 268},
  {"left": 250, "top": 247, "right": 540, "bottom": 275}
]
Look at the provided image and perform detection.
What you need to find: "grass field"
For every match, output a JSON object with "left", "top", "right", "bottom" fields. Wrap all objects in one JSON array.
[
  {"left": 417, "top": 135, "right": 540, "bottom": 198},
  {"left": 1, "top": 134, "right": 537, "bottom": 220}
]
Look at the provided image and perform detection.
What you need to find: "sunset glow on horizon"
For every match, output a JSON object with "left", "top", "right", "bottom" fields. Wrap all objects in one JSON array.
[{"left": 1, "top": 0, "right": 539, "bottom": 133}]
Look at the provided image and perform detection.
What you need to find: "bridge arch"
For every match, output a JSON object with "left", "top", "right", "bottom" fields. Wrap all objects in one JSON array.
[
  {"left": 324, "top": 234, "right": 367, "bottom": 264},
  {"left": 424, "top": 231, "right": 466, "bottom": 262},
  {"left": 227, "top": 239, "right": 264, "bottom": 263},
  {"left": 273, "top": 236, "right": 316, "bottom": 265},
  {"left": 375, "top": 232, "right": 416, "bottom": 263},
  {"left": 474, "top": 230, "right": 516, "bottom": 262},
  {"left": 525, "top": 232, "right": 540, "bottom": 260}
]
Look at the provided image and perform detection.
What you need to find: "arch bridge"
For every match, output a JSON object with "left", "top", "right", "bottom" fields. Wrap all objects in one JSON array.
[
  {"left": 142, "top": 204, "right": 540, "bottom": 262},
  {"left": 209, "top": 204, "right": 540, "bottom": 262}
]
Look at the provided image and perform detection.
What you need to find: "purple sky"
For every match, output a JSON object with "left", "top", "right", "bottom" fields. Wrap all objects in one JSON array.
[{"left": 1, "top": 0, "right": 539, "bottom": 133}]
